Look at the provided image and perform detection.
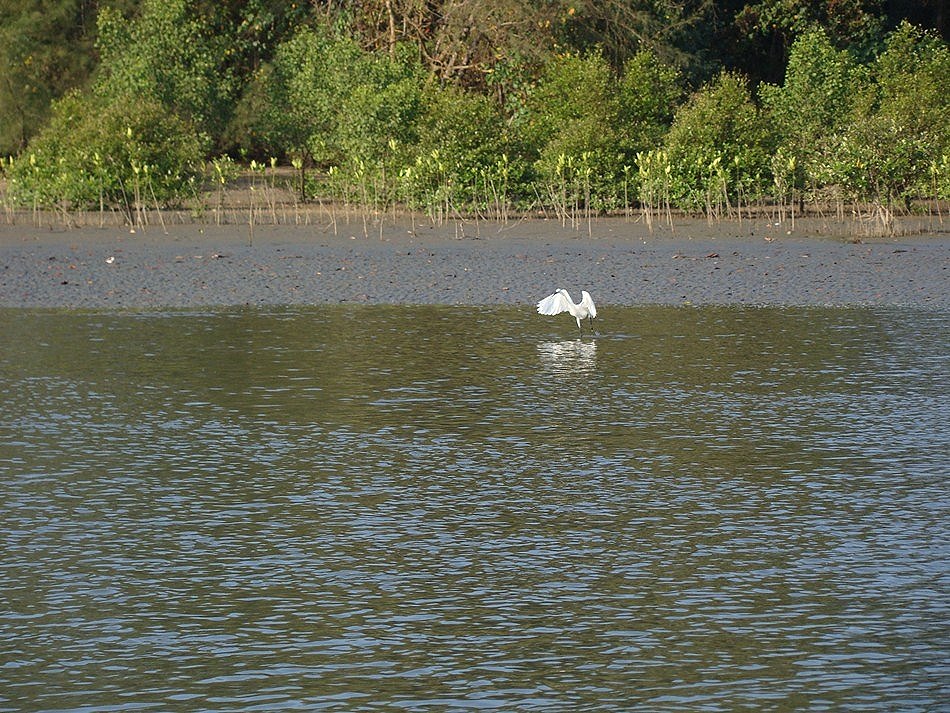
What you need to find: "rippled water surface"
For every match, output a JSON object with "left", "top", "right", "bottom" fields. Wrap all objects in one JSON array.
[{"left": 1, "top": 306, "right": 948, "bottom": 711}]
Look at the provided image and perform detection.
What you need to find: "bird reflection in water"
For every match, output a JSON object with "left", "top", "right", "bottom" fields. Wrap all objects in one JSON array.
[{"left": 537, "top": 339, "right": 598, "bottom": 375}]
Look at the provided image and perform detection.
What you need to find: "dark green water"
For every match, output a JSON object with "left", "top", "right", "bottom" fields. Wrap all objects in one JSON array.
[{"left": 1, "top": 306, "right": 947, "bottom": 711}]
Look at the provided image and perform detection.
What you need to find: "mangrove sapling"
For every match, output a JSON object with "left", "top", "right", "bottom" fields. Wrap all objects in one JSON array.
[
  {"left": 556, "top": 153, "right": 569, "bottom": 226},
  {"left": 268, "top": 157, "right": 279, "bottom": 224},
  {"left": 622, "top": 164, "right": 632, "bottom": 221},
  {"left": 210, "top": 156, "right": 237, "bottom": 225},
  {"left": 732, "top": 156, "right": 744, "bottom": 228},
  {"left": 248, "top": 159, "right": 267, "bottom": 244},
  {"left": 92, "top": 152, "right": 106, "bottom": 228},
  {"left": 703, "top": 156, "right": 728, "bottom": 224},
  {"left": 30, "top": 154, "right": 40, "bottom": 228},
  {"left": 663, "top": 160, "right": 674, "bottom": 232},
  {"left": 143, "top": 164, "right": 168, "bottom": 234},
  {"left": 111, "top": 161, "right": 134, "bottom": 228},
  {"left": 351, "top": 159, "right": 370, "bottom": 238},
  {"left": 1, "top": 157, "right": 15, "bottom": 224},
  {"left": 248, "top": 186, "right": 254, "bottom": 244},
  {"left": 579, "top": 152, "right": 594, "bottom": 236},
  {"left": 186, "top": 175, "right": 206, "bottom": 222},
  {"left": 326, "top": 166, "right": 340, "bottom": 235},
  {"left": 931, "top": 156, "right": 947, "bottom": 223},
  {"left": 253, "top": 159, "right": 270, "bottom": 225},
  {"left": 129, "top": 159, "right": 147, "bottom": 228},
  {"left": 288, "top": 158, "right": 304, "bottom": 224},
  {"left": 639, "top": 149, "right": 675, "bottom": 232},
  {"left": 397, "top": 165, "right": 419, "bottom": 234},
  {"left": 496, "top": 155, "right": 511, "bottom": 224}
]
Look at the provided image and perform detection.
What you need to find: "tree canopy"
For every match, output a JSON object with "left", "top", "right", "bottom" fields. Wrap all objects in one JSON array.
[
  {"left": 1, "top": 0, "right": 946, "bottom": 157},
  {"left": 2, "top": 0, "right": 947, "bottom": 225}
]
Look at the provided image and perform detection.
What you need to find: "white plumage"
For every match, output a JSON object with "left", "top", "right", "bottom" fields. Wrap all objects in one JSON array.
[{"left": 537, "top": 288, "right": 597, "bottom": 332}]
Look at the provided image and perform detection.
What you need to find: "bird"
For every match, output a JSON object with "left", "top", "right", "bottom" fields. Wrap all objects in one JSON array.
[{"left": 537, "top": 289, "right": 597, "bottom": 333}]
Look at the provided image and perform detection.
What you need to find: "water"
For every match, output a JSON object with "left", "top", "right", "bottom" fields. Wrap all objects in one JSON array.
[{"left": 1, "top": 306, "right": 948, "bottom": 711}]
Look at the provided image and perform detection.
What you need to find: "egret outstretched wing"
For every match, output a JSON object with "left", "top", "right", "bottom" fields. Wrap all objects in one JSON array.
[
  {"left": 580, "top": 290, "right": 597, "bottom": 319},
  {"left": 537, "top": 290, "right": 571, "bottom": 316}
]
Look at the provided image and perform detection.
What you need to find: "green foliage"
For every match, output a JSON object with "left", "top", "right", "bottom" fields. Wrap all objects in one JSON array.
[
  {"left": 735, "top": 0, "right": 885, "bottom": 62},
  {"left": 244, "top": 27, "right": 426, "bottom": 169},
  {"left": 761, "top": 28, "right": 861, "bottom": 144},
  {"left": 192, "top": 0, "right": 312, "bottom": 76},
  {"left": 664, "top": 71, "right": 773, "bottom": 212},
  {"left": 517, "top": 53, "right": 625, "bottom": 209},
  {"left": 7, "top": 0, "right": 221, "bottom": 213},
  {"left": 760, "top": 28, "right": 866, "bottom": 191},
  {"left": 9, "top": 91, "right": 205, "bottom": 211},
  {"left": 95, "top": 0, "right": 233, "bottom": 140},
  {"left": 933, "top": 154, "right": 950, "bottom": 202},
  {"left": 403, "top": 86, "right": 512, "bottom": 210},
  {"left": 223, "top": 63, "right": 289, "bottom": 160},
  {"left": 616, "top": 50, "right": 684, "bottom": 156},
  {"left": 517, "top": 52, "right": 614, "bottom": 156},
  {"left": 0, "top": 0, "right": 116, "bottom": 155},
  {"left": 513, "top": 49, "right": 683, "bottom": 211},
  {"left": 334, "top": 44, "right": 426, "bottom": 166},
  {"left": 833, "top": 22, "right": 950, "bottom": 205},
  {"left": 415, "top": 88, "right": 505, "bottom": 170},
  {"left": 4, "top": 3, "right": 948, "bottom": 225},
  {"left": 636, "top": 148, "right": 673, "bottom": 212}
]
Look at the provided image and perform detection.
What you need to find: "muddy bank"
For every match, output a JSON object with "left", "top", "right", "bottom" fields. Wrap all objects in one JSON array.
[{"left": 0, "top": 216, "right": 947, "bottom": 309}]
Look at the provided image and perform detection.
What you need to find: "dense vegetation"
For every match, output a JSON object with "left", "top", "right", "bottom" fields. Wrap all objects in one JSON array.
[{"left": 1, "top": 0, "right": 947, "bottom": 230}]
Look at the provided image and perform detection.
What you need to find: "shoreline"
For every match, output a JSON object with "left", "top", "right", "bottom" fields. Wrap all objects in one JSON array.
[{"left": 1, "top": 217, "right": 948, "bottom": 310}]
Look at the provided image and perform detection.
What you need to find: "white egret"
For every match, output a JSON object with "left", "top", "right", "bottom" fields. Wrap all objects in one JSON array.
[{"left": 537, "top": 289, "right": 597, "bottom": 333}]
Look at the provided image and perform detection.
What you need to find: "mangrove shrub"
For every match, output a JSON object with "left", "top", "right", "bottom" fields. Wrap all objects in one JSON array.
[
  {"left": 9, "top": 91, "right": 205, "bottom": 212},
  {"left": 404, "top": 86, "right": 511, "bottom": 212},
  {"left": 760, "top": 28, "right": 865, "bottom": 199},
  {"left": 833, "top": 22, "right": 950, "bottom": 207},
  {"left": 95, "top": 0, "right": 234, "bottom": 142},
  {"left": 664, "top": 71, "right": 773, "bottom": 214}
]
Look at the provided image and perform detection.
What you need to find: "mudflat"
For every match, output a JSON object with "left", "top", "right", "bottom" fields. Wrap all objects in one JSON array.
[{"left": 1, "top": 216, "right": 947, "bottom": 309}]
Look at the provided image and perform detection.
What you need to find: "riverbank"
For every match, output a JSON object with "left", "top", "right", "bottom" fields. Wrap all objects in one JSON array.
[{"left": 1, "top": 216, "right": 947, "bottom": 309}]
